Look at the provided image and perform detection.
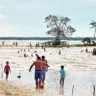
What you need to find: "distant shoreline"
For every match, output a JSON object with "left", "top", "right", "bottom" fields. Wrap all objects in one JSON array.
[{"left": 0, "top": 37, "right": 96, "bottom": 40}]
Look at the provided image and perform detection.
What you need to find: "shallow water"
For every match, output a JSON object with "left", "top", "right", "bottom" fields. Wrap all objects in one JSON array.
[
  {"left": 0, "top": 41, "right": 96, "bottom": 96},
  {"left": 1, "top": 69, "right": 96, "bottom": 96}
]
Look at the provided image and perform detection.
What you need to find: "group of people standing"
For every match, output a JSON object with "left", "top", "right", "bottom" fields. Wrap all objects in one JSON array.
[
  {"left": 4, "top": 55, "right": 66, "bottom": 90},
  {"left": 29, "top": 55, "right": 66, "bottom": 89},
  {"left": 29, "top": 55, "right": 50, "bottom": 89}
]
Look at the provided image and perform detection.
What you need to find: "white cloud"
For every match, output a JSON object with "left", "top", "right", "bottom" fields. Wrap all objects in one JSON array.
[
  {"left": 0, "top": 5, "right": 5, "bottom": 9},
  {"left": 0, "top": 5, "right": 6, "bottom": 18},
  {"left": 0, "top": 14, "right": 6, "bottom": 18},
  {"left": 0, "top": 25, "right": 22, "bottom": 37}
]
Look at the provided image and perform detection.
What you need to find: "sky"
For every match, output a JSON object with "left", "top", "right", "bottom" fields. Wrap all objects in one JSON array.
[{"left": 0, "top": 0, "right": 96, "bottom": 37}]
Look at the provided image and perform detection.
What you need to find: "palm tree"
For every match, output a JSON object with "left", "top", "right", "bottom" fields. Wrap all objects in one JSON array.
[{"left": 90, "top": 21, "right": 96, "bottom": 37}]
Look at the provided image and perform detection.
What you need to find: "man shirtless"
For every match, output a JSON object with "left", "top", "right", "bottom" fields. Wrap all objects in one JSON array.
[{"left": 29, "top": 57, "right": 45, "bottom": 89}]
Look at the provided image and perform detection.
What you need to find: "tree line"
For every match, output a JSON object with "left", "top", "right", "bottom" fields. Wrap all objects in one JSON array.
[{"left": 45, "top": 14, "right": 96, "bottom": 45}]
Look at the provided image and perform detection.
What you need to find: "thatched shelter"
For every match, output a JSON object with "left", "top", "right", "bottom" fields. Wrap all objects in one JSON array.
[{"left": 40, "top": 40, "right": 68, "bottom": 47}]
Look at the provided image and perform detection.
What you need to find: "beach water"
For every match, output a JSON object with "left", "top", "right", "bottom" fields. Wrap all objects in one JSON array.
[
  {"left": 0, "top": 40, "right": 96, "bottom": 96},
  {"left": 2, "top": 70, "right": 96, "bottom": 96}
]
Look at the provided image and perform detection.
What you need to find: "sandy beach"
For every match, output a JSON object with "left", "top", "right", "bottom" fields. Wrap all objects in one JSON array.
[
  {"left": 1, "top": 0, "right": 96, "bottom": 95},
  {"left": 0, "top": 80, "right": 35, "bottom": 96},
  {"left": 0, "top": 40, "right": 96, "bottom": 96}
]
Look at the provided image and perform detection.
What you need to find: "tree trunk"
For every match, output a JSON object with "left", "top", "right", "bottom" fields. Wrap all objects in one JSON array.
[{"left": 53, "top": 36, "right": 60, "bottom": 45}]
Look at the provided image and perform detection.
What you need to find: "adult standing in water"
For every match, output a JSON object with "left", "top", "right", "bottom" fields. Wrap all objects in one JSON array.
[
  {"left": 42, "top": 56, "right": 50, "bottom": 84},
  {"left": 4, "top": 61, "right": 11, "bottom": 81},
  {"left": 29, "top": 57, "right": 45, "bottom": 89}
]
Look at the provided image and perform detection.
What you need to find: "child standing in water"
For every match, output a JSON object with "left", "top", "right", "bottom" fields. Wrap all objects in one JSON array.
[
  {"left": 4, "top": 61, "right": 11, "bottom": 81},
  {"left": 42, "top": 56, "right": 50, "bottom": 84},
  {"left": 60, "top": 65, "right": 66, "bottom": 89}
]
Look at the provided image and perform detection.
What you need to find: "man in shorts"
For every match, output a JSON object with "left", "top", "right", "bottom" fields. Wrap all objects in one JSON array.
[
  {"left": 29, "top": 57, "right": 45, "bottom": 89},
  {"left": 4, "top": 61, "right": 11, "bottom": 81}
]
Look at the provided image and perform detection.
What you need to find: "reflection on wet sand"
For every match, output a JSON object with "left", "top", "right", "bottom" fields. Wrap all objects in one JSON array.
[{"left": 59, "top": 88, "right": 64, "bottom": 95}]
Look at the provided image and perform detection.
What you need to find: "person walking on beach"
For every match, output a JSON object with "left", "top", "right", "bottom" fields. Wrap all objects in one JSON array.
[
  {"left": 60, "top": 65, "right": 66, "bottom": 89},
  {"left": 29, "top": 57, "right": 45, "bottom": 89},
  {"left": 42, "top": 56, "right": 50, "bottom": 84},
  {"left": 4, "top": 61, "right": 11, "bottom": 81}
]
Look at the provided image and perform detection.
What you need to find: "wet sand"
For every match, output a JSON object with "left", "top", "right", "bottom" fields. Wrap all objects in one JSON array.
[
  {"left": 0, "top": 40, "right": 96, "bottom": 96},
  {"left": 0, "top": 80, "right": 35, "bottom": 96},
  {"left": 1, "top": 69, "right": 95, "bottom": 96}
]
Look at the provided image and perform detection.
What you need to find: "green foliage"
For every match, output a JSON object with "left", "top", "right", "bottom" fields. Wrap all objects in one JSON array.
[
  {"left": 75, "top": 44, "right": 84, "bottom": 47},
  {"left": 46, "top": 44, "right": 84, "bottom": 48},
  {"left": 91, "top": 40, "right": 96, "bottom": 46},
  {"left": 82, "top": 37, "right": 91, "bottom": 46}
]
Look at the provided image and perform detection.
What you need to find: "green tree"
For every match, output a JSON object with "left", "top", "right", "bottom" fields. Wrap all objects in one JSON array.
[
  {"left": 45, "top": 15, "right": 76, "bottom": 45},
  {"left": 82, "top": 37, "right": 91, "bottom": 46},
  {"left": 90, "top": 21, "right": 96, "bottom": 37},
  {"left": 91, "top": 40, "right": 96, "bottom": 46}
]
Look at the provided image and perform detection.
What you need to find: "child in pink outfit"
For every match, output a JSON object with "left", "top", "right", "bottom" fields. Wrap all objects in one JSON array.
[{"left": 4, "top": 61, "right": 11, "bottom": 81}]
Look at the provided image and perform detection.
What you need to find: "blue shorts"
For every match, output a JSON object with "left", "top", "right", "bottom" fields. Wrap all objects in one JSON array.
[
  {"left": 35, "top": 70, "right": 42, "bottom": 80},
  {"left": 42, "top": 70, "right": 46, "bottom": 76}
]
